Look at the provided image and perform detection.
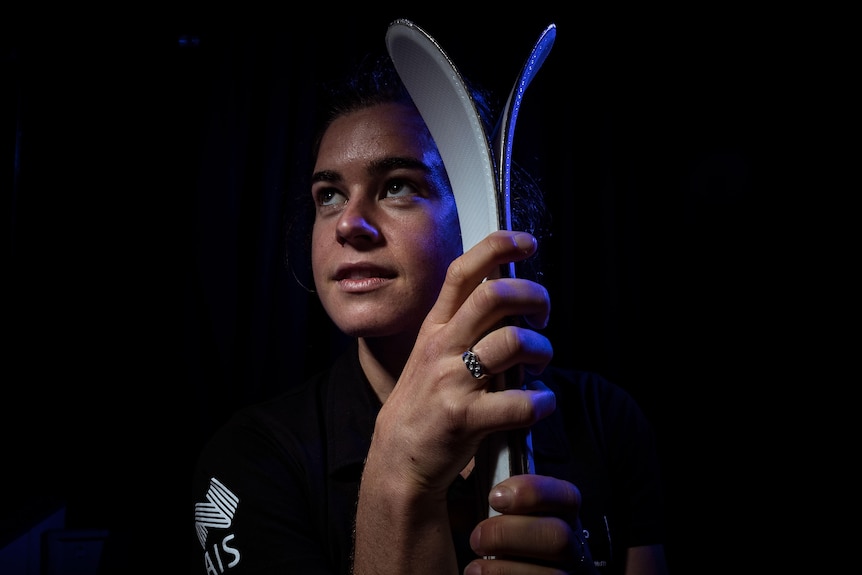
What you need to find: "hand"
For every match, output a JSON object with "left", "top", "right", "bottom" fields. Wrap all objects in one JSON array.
[
  {"left": 372, "top": 231, "right": 555, "bottom": 495},
  {"left": 467, "top": 474, "right": 590, "bottom": 574},
  {"left": 354, "top": 231, "right": 557, "bottom": 574}
]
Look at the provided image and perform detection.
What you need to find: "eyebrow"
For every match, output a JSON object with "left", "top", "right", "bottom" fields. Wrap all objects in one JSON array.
[
  {"left": 370, "top": 156, "right": 430, "bottom": 175},
  {"left": 311, "top": 170, "right": 341, "bottom": 184},
  {"left": 311, "top": 156, "right": 431, "bottom": 185}
]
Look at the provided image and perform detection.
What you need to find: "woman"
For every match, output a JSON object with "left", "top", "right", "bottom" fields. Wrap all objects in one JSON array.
[{"left": 192, "top": 53, "right": 668, "bottom": 575}]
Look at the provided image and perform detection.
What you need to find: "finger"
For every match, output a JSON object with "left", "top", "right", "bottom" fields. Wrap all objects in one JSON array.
[
  {"left": 438, "top": 276, "right": 549, "bottom": 364},
  {"left": 463, "top": 277, "right": 550, "bottom": 339},
  {"left": 466, "top": 386, "right": 556, "bottom": 433},
  {"left": 468, "top": 326, "right": 552, "bottom": 379},
  {"left": 489, "top": 475, "right": 581, "bottom": 519},
  {"left": 470, "top": 515, "right": 585, "bottom": 569},
  {"left": 425, "top": 231, "right": 537, "bottom": 325},
  {"left": 466, "top": 557, "right": 569, "bottom": 575}
]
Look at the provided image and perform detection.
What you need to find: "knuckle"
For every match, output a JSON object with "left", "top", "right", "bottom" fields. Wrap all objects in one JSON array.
[{"left": 446, "top": 256, "right": 469, "bottom": 285}]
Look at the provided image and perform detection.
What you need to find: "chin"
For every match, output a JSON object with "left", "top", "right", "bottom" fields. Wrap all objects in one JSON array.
[
  {"left": 335, "top": 316, "right": 420, "bottom": 341},
  {"left": 338, "top": 323, "right": 396, "bottom": 339}
]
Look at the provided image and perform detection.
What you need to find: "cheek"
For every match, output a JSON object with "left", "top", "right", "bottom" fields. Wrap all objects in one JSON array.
[
  {"left": 310, "top": 228, "right": 328, "bottom": 284},
  {"left": 438, "top": 208, "right": 464, "bottom": 261},
  {"left": 414, "top": 225, "right": 462, "bottom": 280}
]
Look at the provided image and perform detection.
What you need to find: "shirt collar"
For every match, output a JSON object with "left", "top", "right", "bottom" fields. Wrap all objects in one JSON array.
[{"left": 325, "top": 341, "right": 382, "bottom": 478}]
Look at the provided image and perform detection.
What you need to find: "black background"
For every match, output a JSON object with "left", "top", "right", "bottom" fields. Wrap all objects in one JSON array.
[{"left": 4, "top": 7, "right": 822, "bottom": 573}]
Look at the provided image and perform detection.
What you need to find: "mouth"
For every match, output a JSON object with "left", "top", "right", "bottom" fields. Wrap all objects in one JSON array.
[
  {"left": 333, "top": 264, "right": 396, "bottom": 292},
  {"left": 333, "top": 265, "right": 396, "bottom": 281}
]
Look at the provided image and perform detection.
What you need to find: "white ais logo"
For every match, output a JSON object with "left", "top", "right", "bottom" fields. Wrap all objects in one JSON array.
[{"left": 195, "top": 477, "right": 241, "bottom": 574}]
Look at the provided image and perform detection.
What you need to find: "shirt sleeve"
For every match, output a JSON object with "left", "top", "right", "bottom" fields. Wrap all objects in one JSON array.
[
  {"left": 602, "top": 381, "right": 667, "bottom": 548},
  {"left": 191, "top": 409, "right": 340, "bottom": 575}
]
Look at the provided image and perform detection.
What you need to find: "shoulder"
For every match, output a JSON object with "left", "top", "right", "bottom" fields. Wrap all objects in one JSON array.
[
  {"left": 201, "top": 345, "right": 366, "bottom": 457},
  {"left": 193, "top": 343, "right": 375, "bottom": 480},
  {"left": 231, "top": 371, "right": 330, "bottom": 436},
  {"left": 190, "top": 353, "right": 368, "bottom": 573},
  {"left": 194, "top": 370, "right": 331, "bottom": 480}
]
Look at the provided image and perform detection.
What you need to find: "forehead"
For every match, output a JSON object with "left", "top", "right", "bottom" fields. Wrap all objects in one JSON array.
[{"left": 315, "top": 102, "right": 439, "bottom": 167}]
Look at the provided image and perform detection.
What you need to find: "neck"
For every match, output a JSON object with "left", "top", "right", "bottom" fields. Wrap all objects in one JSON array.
[{"left": 357, "top": 335, "right": 415, "bottom": 403}]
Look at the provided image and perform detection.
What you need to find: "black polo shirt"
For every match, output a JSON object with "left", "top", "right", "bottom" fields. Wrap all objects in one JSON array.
[{"left": 191, "top": 343, "right": 665, "bottom": 574}]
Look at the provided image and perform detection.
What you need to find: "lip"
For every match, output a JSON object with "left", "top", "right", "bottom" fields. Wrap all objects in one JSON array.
[{"left": 333, "top": 263, "right": 396, "bottom": 293}]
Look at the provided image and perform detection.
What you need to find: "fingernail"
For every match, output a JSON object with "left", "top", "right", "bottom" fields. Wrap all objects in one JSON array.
[
  {"left": 513, "top": 232, "right": 536, "bottom": 253},
  {"left": 537, "top": 388, "right": 556, "bottom": 415},
  {"left": 464, "top": 562, "right": 481, "bottom": 575},
  {"left": 490, "top": 485, "right": 513, "bottom": 511},
  {"left": 469, "top": 524, "right": 484, "bottom": 556}
]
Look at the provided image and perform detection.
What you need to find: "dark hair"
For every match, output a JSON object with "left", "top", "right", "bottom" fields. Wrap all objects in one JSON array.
[{"left": 286, "top": 53, "right": 549, "bottom": 288}]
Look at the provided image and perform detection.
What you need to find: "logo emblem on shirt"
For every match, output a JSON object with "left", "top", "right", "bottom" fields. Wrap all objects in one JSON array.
[
  {"left": 195, "top": 477, "right": 239, "bottom": 548},
  {"left": 196, "top": 477, "right": 242, "bottom": 573}
]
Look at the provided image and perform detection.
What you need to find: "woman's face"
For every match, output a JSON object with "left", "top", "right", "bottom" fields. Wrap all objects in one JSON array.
[{"left": 310, "top": 102, "right": 463, "bottom": 339}]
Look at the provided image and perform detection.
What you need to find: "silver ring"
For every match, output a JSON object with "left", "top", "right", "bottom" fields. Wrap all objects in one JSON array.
[{"left": 462, "top": 349, "right": 488, "bottom": 379}]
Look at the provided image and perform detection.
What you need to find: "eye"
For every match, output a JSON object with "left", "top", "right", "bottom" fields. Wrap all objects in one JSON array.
[
  {"left": 316, "top": 187, "right": 347, "bottom": 207},
  {"left": 383, "top": 180, "right": 419, "bottom": 199}
]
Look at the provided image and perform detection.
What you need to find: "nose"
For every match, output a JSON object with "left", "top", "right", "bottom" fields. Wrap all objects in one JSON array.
[{"left": 336, "top": 197, "right": 380, "bottom": 246}]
